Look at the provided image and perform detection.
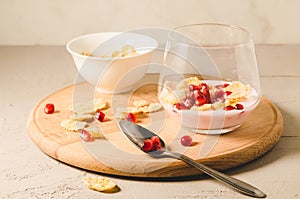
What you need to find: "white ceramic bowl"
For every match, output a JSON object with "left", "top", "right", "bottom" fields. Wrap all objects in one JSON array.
[{"left": 66, "top": 32, "right": 158, "bottom": 94}]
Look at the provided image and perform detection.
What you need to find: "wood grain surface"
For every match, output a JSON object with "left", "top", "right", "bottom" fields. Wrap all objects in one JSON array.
[{"left": 27, "top": 81, "right": 283, "bottom": 178}]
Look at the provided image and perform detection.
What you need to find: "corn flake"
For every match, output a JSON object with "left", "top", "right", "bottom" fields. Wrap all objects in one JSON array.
[
  {"left": 69, "top": 103, "right": 94, "bottom": 114},
  {"left": 94, "top": 98, "right": 107, "bottom": 111},
  {"left": 69, "top": 113, "right": 93, "bottom": 121},
  {"left": 69, "top": 98, "right": 107, "bottom": 114},
  {"left": 82, "top": 51, "right": 94, "bottom": 56},
  {"left": 133, "top": 99, "right": 149, "bottom": 107},
  {"left": 83, "top": 177, "right": 116, "bottom": 192},
  {"left": 84, "top": 127, "right": 103, "bottom": 138},
  {"left": 121, "top": 45, "right": 136, "bottom": 57},
  {"left": 60, "top": 119, "right": 87, "bottom": 132},
  {"left": 141, "top": 103, "right": 162, "bottom": 113},
  {"left": 111, "top": 50, "right": 120, "bottom": 58}
]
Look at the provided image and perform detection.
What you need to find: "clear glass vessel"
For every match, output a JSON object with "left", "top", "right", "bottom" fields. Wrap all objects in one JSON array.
[{"left": 159, "top": 23, "right": 261, "bottom": 134}]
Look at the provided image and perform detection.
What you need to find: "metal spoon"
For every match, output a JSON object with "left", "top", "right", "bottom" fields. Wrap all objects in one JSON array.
[{"left": 118, "top": 120, "right": 266, "bottom": 198}]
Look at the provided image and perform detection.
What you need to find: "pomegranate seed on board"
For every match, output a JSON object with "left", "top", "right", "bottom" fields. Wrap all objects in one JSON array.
[
  {"left": 96, "top": 111, "right": 105, "bottom": 122},
  {"left": 142, "top": 139, "right": 153, "bottom": 152},
  {"left": 80, "top": 130, "right": 94, "bottom": 142},
  {"left": 181, "top": 135, "right": 193, "bottom": 146},
  {"left": 44, "top": 103, "right": 55, "bottom": 114},
  {"left": 125, "top": 113, "right": 136, "bottom": 123}
]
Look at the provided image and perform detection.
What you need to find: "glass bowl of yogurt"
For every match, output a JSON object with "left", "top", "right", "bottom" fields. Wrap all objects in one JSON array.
[{"left": 159, "top": 23, "right": 261, "bottom": 134}]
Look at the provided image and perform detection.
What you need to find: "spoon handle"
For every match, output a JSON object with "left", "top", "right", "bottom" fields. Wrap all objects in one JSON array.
[{"left": 166, "top": 151, "right": 266, "bottom": 198}]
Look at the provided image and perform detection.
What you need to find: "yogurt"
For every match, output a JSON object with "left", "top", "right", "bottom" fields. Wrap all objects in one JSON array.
[{"left": 159, "top": 79, "right": 260, "bottom": 133}]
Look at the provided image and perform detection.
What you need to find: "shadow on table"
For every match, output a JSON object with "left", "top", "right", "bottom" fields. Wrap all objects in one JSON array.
[{"left": 77, "top": 136, "right": 296, "bottom": 183}]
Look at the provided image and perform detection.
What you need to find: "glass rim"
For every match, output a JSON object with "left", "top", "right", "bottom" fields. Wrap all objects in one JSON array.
[{"left": 170, "top": 23, "right": 253, "bottom": 48}]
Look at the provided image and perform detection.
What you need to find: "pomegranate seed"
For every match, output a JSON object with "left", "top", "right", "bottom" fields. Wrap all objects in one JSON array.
[
  {"left": 236, "top": 104, "right": 244, "bottom": 110},
  {"left": 214, "top": 90, "right": 225, "bottom": 102},
  {"left": 182, "top": 97, "right": 194, "bottom": 109},
  {"left": 223, "top": 83, "right": 230, "bottom": 88},
  {"left": 193, "top": 90, "right": 200, "bottom": 99},
  {"left": 201, "top": 82, "right": 208, "bottom": 87},
  {"left": 180, "top": 103, "right": 188, "bottom": 109},
  {"left": 44, "top": 103, "right": 55, "bottom": 114},
  {"left": 201, "top": 88, "right": 209, "bottom": 96},
  {"left": 125, "top": 112, "right": 136, "bottom": 122},
  {"left": 200, "top": 83, "right": 209, "bottom": 90},
  {"left": 142, "top": 139, "right": 153, "bottom": 152},
  {"left": 153, "top": 144, "right": 162, "bottom": 151},
  {"left": 173, "top": 102, "right": 189, "bottom": 110},
  {"left": 206, "top": 95, "right": 212, "bottom": 104},
  {"left": 196, "top": 95, "right": 207, "bottom": 106},
  {"left": 186, "top": 91, "right": 195, "bottom": 99},
  {"left": 80, "top": 130, "right": 94, "bottom": 142},
  {"left": 173, "top": 103, "right": 181, "bottom": 110},
  {"left": 225, "top": 91, "right": 232, "bottom": 96},
  {"left": 151, "top": 136, "right": 161, "bottom": 147},
  {"left": 215, "top": 83, "right": 230, "bottom": 89},
  {"left": 96, "top": 111, "right": 105, "bottom": 122},
  {"left": 224, "top": 106, "right": 235, "bottom": 111},
  {"left": 181, "top": 135, "right": 193, "bottom": 146},
  {"left": 189, "top": 84, "right": 201, "bottom": 91}
]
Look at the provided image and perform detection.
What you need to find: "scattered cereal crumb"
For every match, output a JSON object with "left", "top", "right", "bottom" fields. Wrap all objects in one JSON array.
[
  {"left": 116, "top": 106, "right": 142, "bottom": 115},
  {"left": 128, "top": 106, "right": 143, "bottom": 114},
  {"left": 115, "top": 100, "right": 162, "bottom": 119},
  {"left": 160, "top": 89, "right": 185, "bottom": 104},
  {"left": 83, "top": 177, "right": 116, "bottom": 192},
  {"left": 69, "top": 113, "right": 93, "bottom": 121},
  {"left": 114, "top": 111, "right": 126, "bottom": 119},
  {"left": 142, "top": 103, "right": 162, "bottom": 113},
  {"left": 94, "top": 98, "right": 107, "bottom": 111},
  {"left": 69, "top": 103, "right": 94, "bottom": 114},
  {"left": 69, "top": 98, "right": 107, "bottom": 114},
  {"left": 60, "top": 119, "right": 87, "bottom": 132},
  {"left": 84, "top": 127, "right": 103, "bottom": 138},
  {"left": 133, "top": 100, "right": 149, "bottom": 107}
]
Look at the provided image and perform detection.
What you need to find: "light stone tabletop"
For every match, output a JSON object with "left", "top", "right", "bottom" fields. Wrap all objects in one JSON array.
[{"left": 0, "top": 45, "right": 299, "bottom": 199}]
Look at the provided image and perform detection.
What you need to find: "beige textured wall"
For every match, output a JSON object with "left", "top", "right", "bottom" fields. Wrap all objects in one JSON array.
[{"left": 0, "top": 0, "right": 299, "bottom": 45}]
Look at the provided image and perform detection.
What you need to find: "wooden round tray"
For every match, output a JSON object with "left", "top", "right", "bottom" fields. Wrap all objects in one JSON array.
[{"left": 27, "top": 80, "right": 283, "bottom": 178}]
